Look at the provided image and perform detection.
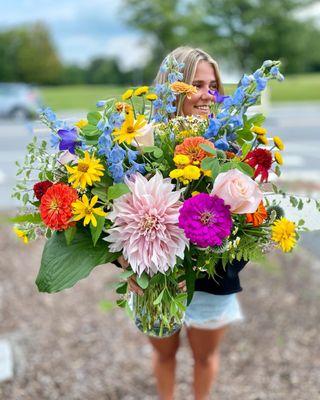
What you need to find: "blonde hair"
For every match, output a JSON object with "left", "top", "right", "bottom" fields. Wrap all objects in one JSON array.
[{"left": 154, "top": 46, "right": 224, "bottom": 116}]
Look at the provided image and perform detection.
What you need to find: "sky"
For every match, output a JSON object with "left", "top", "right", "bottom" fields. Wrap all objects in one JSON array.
[
  {"left": 0, "top": 0, "right": 152, "bottom": 70},
  {"left": 1, "top": 0, "right": 320, "bottom": 71}
]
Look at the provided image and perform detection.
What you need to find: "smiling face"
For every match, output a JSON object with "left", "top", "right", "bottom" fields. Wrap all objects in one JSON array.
[{"left": 182, "top": 60, "right": 217, "bottom": 117}]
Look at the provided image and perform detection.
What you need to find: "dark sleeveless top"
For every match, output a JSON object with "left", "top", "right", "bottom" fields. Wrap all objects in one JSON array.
[
  {"left": 113, "top": 258, "right": 248, "bottom": 296},
  {"left": 194, "top": 259, "right": 248, "bottom": 295}
]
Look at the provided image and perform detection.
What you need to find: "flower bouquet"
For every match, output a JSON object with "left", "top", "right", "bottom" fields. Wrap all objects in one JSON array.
[{"left": 12, "top": 57, "right": 319, "bottom": 337}]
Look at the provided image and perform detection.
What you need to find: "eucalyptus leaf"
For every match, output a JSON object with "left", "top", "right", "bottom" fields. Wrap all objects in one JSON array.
[
  {"left": 199, "top": 143, "right": 217, "bottom": 156},
  {"left": 236, "top": 162, "right": 254, "bottom": 177},
  {"left": 87, "top": 111, "right": 102, "bottom": 125},
  {"left": 136, "top": 272, "right": 149, "bottom": 289}
]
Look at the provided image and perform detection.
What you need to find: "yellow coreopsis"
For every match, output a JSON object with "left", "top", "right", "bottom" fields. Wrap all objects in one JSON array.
[
  {"left": 13, "top": 227, "right": 28, "bottom": 244},
  {"left": 113, "top": 111, "right": 147, "bottom": 145},
  {"left": 72, "top": 194, "right": 106, "bottom": 227},
  {"left": 66, "top": 152, "right": 105, "bottom": 189}
]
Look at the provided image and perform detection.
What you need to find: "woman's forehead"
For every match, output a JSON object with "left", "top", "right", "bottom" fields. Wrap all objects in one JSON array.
[{"left": 193, "top": 60, "right": 216, "bottom": 81}]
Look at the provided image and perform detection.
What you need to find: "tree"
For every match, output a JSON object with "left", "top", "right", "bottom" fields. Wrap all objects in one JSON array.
[
  {"left": 0, "top": 23, "right": 62, "bottom": 84},
  {"left": 122, "top": 0, "right": 320, "bottom": 73}
]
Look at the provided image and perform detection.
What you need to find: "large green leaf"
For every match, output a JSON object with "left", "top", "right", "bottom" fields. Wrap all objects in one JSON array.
[{"left": 36, "top": 229, "right": 120, "bottom": 293}]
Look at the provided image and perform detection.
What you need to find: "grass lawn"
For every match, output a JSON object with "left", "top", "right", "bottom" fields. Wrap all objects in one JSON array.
[{"left": 40, "top": 73, "right": 320, "bottom": 111}]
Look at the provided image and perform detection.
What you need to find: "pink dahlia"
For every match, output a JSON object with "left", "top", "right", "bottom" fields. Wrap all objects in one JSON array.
[
  {"left": 106, "top": 172, "right": 188, "bottom": 276},
  {"left": 178, "top": 193, "right": 232, "bottom": 248}
]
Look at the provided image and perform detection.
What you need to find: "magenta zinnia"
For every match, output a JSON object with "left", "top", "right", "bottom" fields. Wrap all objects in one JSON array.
[
  {"left": 106, "top": 172, "right": 188, "bottom": 276},
  {"left": 178, "top": 193, "right": 233, "bottom": 248}
]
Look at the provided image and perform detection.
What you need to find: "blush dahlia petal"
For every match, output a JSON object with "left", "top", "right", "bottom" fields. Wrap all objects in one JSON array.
[
  {"left": 178, "top": 193, "right": 232, "bottom": 248},
  {"left": 106, "top": 172, "right": 188, "bottom": 276}
]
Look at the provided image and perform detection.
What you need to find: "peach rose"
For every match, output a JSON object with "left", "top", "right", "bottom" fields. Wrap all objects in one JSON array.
[{"left": 211, "top": 169, "right": 263, "bottom": 214}]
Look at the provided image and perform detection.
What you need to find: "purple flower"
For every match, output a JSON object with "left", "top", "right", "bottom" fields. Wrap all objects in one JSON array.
[
  {"left": 57, "top": 127, "right": 80, "bottom": 154},
  {"left": 178, "top": 193, "right": 233, "bottom": 248},
  {"left": 209, "top": 89, "right": 228, "bottom": 104}
]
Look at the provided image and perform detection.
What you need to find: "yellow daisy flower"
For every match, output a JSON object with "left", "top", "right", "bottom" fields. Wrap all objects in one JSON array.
[
  {"left": 169, "top": 169, "right": 184, "bottom": 179},
  {"left": 271, "top": 217, "right": 296, "bottom": 252},
  {"left": 273, "top": 136, "right": 284, "bottom": 150},
  {"left": 257, "top": 135, "right": 269, "bottom": 145},
  {"left": 274, "top": 151, "right": 283, "bottom": 165},
  {"left": 72, "top": 194, "right": 106, "bottom": 227},
  {"left": 146, "top": 93, "right": 158, "bottom": 101},
  {"left": 134, "top": 86, "right": 149, "bottom": 96},
  {"left": 122, "top": 89, "right": 134, "bottom": 101},
  {"left": 251, "top": 125, "right": 267, "bottom": 135},
  {"left": 66, "top": 152, "right": 105, "bottom": 189},
  {"left": 13, "top": 227, "right": 28, "bottom": 244},
  {"left": 183, "top": 165, "right": 201, "bottom": 180},
  {"left": 113, "top": 111, "right": 147, "bottom": 145},
  {"left": 173, "top": 154, "right": 191, "bottom": 166},
  {"left": 75, "top": 119, "right": 88, "bottom": 129}
]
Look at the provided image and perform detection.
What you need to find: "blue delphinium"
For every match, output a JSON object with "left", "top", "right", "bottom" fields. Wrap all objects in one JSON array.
[
  {"left": 204, "top": 118, "right": 222, "bottom": 140},
  {"left": 214, "top": 134, "right": 229, "bottom": 151},
  {"left": 97, "top": 132, "right": 112, "bottom": 156}
]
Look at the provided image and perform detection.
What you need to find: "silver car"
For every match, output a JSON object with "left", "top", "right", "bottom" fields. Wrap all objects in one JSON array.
[{"left": 0, "top": 83, "right": 42, "bottom": 120}]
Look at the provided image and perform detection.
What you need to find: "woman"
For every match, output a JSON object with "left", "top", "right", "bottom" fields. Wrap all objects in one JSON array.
[{"left": 116, "top": 46, "right": 247, "bottom": 400}]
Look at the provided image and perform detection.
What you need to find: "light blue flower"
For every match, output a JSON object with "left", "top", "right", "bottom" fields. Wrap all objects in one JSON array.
[
  {"left": 214, "top": 135, "right": 229, "bottom": 151},
  {"left": 204, "top": 118, "right": 222, "bottom": 139},
  {"left": 255, "top": 76, "right": 267, "bottom": 91},
  {"left": 109, "top": 112, "right": 124, "bottom": 128},
  {"left": 129, "top": 161, "right": 146, "bottom": 174},
  {"left": 50, "top": 133, "right": 60, "bottom": 149},
  {"left": 229, "top": 115, "right": 243, "bottom": 129},
  {"left": 153, "top": 99, "right": 163, "bottom": 109},
  {"left": 221, "top": 96, "right": 233, "bottom": 110},
  {"left": 108, "top": 143, "right": 126, "bottom": 163},
  {"left": 166, "top": 104, "right": 176, "bottom": 113},
  {"left": 96, "top": 100, "right": 106, "bottom": 108},
  {"left": 109, "top": 162, "right": 124, "bottom": 183},
  {"left": 127, "top": 149, "right": 139, "bottom": 163},
  {"left": 240, "top": 74, "right": 252, "bottom": 87},
  {"left": 270, "top": 66, "right": 279, "bottom": 76},
  {"left": 232, "top": 87, "right": 245, "bottom": 106},
  {"left": 98, "top": 133, "right": 112, "bottom": 156}
]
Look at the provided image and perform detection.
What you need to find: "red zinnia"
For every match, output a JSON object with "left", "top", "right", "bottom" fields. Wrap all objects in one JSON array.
[
  {"left": 33, "top": 180, "right": 53, "bottom": 200},
  {"left": 40, "top": 183, "right": 78, "bottom": 231},
  {"left": 245, "top": 148, "right": 272, "bottom": 183}
]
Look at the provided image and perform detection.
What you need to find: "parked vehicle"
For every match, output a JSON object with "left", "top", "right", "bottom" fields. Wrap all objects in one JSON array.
[{"left": 0, "top": 83, "right": 42, "bottom": 120}]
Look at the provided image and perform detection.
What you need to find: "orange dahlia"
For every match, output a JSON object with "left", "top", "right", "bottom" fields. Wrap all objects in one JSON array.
[
  {"left": 174, "top": 136, "right": 215, "bottom": 165},
  {"left": 246, "top": 202, "right": 268, "bottom": 227},
  {"left": 40, "top": 183, "right": 78, "bottom": 231}
]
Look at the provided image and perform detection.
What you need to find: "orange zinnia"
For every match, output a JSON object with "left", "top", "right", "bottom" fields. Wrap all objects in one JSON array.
[
  {"left": 246, "top": 202, "right": 268, "bottom": 227},
  {"left": 40, "top": 183, "right": 78, "bottom": 231},
  {"left": 170, "top": 81, "right": 197, "bottom": 99},
  {"left": 174, "top": 136, "right": 215, "bottom": 164}
]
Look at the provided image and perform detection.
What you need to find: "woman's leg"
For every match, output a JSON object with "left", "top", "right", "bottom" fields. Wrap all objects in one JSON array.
[
  {"left": 148, "top": 329, "right": 181, "bottom": 400},
  {"left": 186, "top": 326, "right": 227, "bottom": 400}
]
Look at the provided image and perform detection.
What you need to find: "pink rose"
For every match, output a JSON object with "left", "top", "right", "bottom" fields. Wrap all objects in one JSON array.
[
  {"left": 133, "top": 122, "right": 155, "bottom": 147},
  {"left": 211, "top": 169, "right": 263, "bottom": 214}
]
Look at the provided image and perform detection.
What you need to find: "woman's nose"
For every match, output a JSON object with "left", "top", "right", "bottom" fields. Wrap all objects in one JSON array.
[{"left": 200, "top": 87, "right": 214, "bottom": 101}]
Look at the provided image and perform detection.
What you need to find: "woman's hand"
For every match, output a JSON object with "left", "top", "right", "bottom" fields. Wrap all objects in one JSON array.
[{"left": 117, "top": 256, "right": 144, "bottom": 296}]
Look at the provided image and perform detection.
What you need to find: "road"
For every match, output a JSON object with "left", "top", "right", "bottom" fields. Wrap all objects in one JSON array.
[{"left": 1, "top": 103, "right": 319, "bottom": 254}]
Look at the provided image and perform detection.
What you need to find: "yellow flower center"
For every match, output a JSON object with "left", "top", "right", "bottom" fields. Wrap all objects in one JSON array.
[
  {"left": 49, "top": 199, "right": 59, "bottom": 211},
  {"left": 140, "top": 215, "right": 158, "bottom": 232},
  {"left": 77, "top": 162, "right": 89, "bottom": 172}
]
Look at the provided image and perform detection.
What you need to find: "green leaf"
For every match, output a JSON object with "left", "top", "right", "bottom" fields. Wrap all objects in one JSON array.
[
  {"left": 236, "top": 129, "right": 254, "bottom": 141},
  {"left": 241, "top": 142, "right": 252, "bottom": 158},
  {"left": 142, "top": 146, "right": 163, "bottom": 158},
  {"left": 274, "top": 165, "right": 281, "bottom": 177},
  {"left": 290, "top": 196, "right": 298, "bottom": 207},
  {"left": 36, "top": 229, "right": 119, "bottom": 293},
  {"left": 10, "top": 213, "right": 42, "bottom": 224},
  {"left": 136, "top": 272, "right": 149, "bottom": 289},
  {"left": 153, "top": 289, "right": 165, "bottom": 305},
  {"left": 184, "top": 253, "right": 196, "bottom": 306},
  {"left": 119, "top": 269, "right": 135, "bottom": 279},
  {"left": 199, "top": 143, "right": 217, "bottom": 156},
  {"left": 116, "top": 281, "right": 128, "bottom": 294},
  {"left": 87, "top": 111, "right": 102, "bottom": 125},
  {"left": 64, "top": 225, "right": 77, "bottom": 245},
  {"left": 248, "top": 113, "right": 266, "bottom": 126},
  {"left": 91, "top": 186, "right": 108, "bottom": 202},
  {"left": 116, "top": 298, "right": 127, "bottom": 308},
  {"left": 108, "top": 183, "right": 130, "bottom": 200},
  {"left": 90, "top": 214, "right": 106, "bottom": 246},
  {"left": 236, "top": 162, "right": 254, "bottom": 177},
  {"left": 209, "top": 158, "right": 221, "bottom": 181},
  {"left": 220, "top": 162, "right": 234, "bottom": 173},
  {"left": 297, "top": 199, "right": 304, "bottom": 210},
  {"left": 99, "top": 299, "right": 115, "bottom": 312}
]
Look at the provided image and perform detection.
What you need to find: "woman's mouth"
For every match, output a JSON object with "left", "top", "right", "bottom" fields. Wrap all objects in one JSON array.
[{"left": 193, "top": 105, "right": 210, "bottom": 114}]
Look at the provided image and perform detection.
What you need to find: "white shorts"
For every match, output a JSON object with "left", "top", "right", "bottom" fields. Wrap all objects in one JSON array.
[{"left": 184, "top": 291, "right": 244, "bottom": 330}]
